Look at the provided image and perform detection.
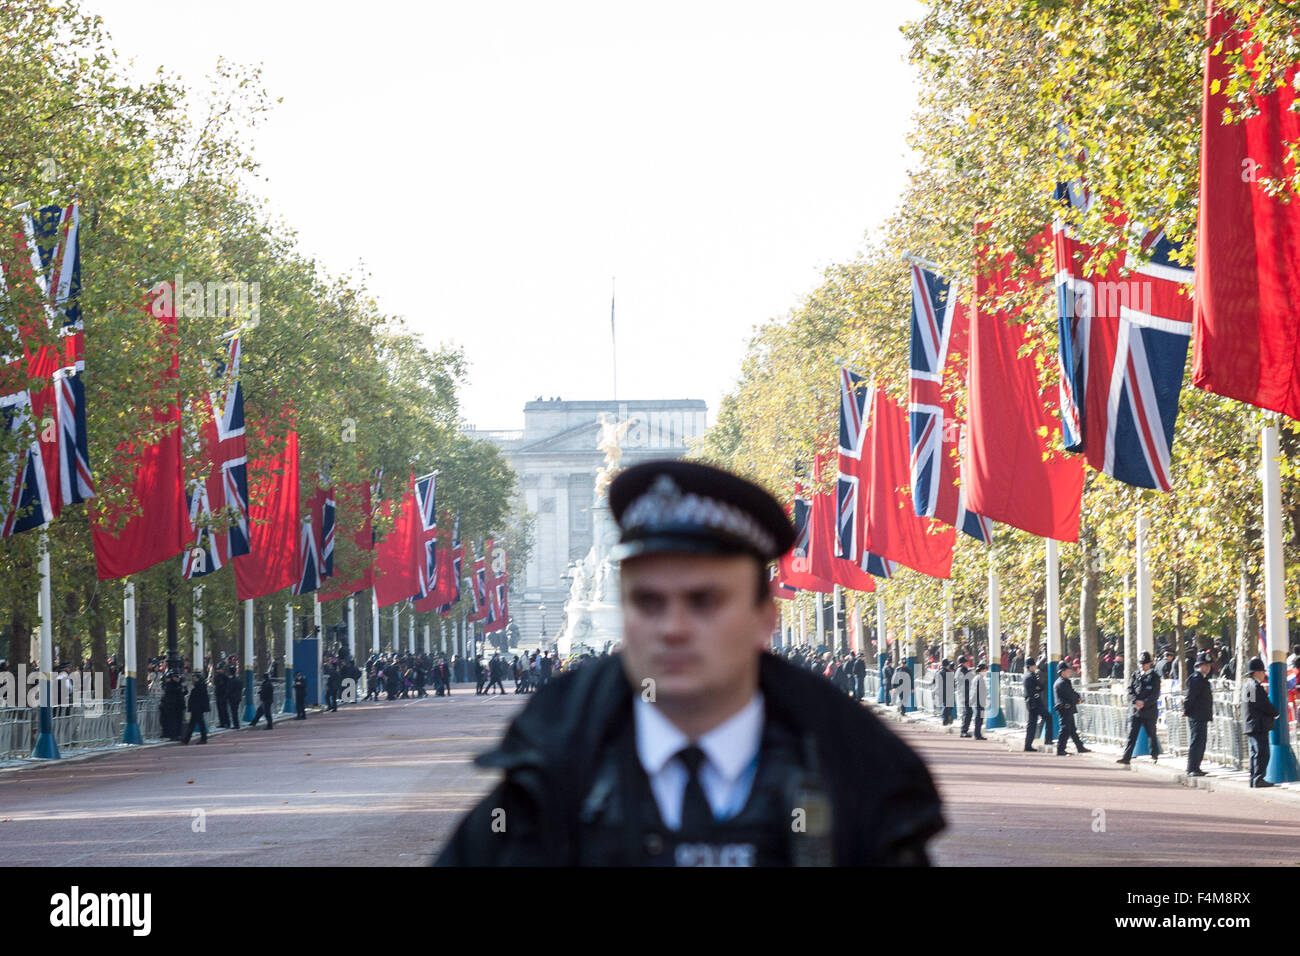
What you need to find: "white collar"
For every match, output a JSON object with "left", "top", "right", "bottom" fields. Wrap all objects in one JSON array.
[{"left": 634, "top": 691, "right": 765, "bottom": 784}]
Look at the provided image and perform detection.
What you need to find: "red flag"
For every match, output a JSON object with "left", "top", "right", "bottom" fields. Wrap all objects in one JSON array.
[
  {"left": 966, "top": 239, "right": 1085, "bottom": 542},
  {"left": 318, "top": 481, "right": 373, "bottom": 601},
  {"left": 90, "top": 297, "right": 191, "bottom": 579},
  {"left": 233, "top": 428, "right": 301, "bottom": 601},
  {"left": 373, "top": 475, "right": 421, "bottom": 608},
  {"left": 1192, "top": 5, "right": 1300, "bottom": 417},
  {"left": 777, "top": 485, "right": 833, "bottom": 593},
  {"left": 807, "top": 455, "right": 876, "bottom": 592},
  {"left": 863, "top": 389, "right": 955, "bottom": 578}
]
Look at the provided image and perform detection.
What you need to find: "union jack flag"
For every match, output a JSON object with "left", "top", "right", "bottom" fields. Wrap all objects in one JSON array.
[
  {"left": 1054, "top": 187, "right": 1193, "bottom": 492},
  {"left": 413, "top": 472, "right": 437, "bottom": 600},
  {"left": 832, "top": 379, "right": 896, "bottom": 577},
  {"left": 1, "top": 202, "right": 93, "bottom": 535},
  {"left": 439, "top": 518, "right": 463, "bottom": 615},
  {"left": 908, "top": 265, "right": 992, "bottom": 543},
  {"left": 0, "top": 391, "right": 53, "bottom": 536},
  {"left": 294, "top": 478, "right": 336, "bottom": 595},
  {"left": 183, "top": 335, "right": 250, "bottom": 577}
]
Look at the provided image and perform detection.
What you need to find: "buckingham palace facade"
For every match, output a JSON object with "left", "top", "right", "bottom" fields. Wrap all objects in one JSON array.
[{"left": 466, "top": 397, "right": 707, "bottom": 647}]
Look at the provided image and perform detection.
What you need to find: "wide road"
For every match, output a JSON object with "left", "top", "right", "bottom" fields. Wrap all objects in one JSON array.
[
  {"left": 0, "top": 687, "right": 522, "bottom": 866},
  {"left": 3, "top": 686, "right": 1297, "bottom": 866}
]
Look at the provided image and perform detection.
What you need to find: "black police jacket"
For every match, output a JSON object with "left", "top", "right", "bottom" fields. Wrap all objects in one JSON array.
[
  {"left": 1244, "top": 679, "right": 1279, "bottom": 735},
  {"left": 187, "top": 682, "right": 209, "bottom": 715},
  {"left": 1053, "top": 676, "right": 1079, "bottom": 713},
  {"left": 1023, "top": 671, "right": 1048, "bottom": 716},
  {"left": 1127, "top": 669, "right": 1161, "bottom": 713},
  {"left": 434, "top": 652, "right": 944, "bottom": 866},
  {"left": 1182, "top": 671, "right": 1212, "bottom": 722}
]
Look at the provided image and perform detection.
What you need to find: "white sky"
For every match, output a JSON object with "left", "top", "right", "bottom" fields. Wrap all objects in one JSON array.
[{"left": 88, "top": 0, "right": 922, "bottom": 430}]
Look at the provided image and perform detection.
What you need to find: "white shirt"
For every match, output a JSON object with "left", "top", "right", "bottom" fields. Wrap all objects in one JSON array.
[{"left": 633, "top": 692, "right": 765, "bottom": 831}]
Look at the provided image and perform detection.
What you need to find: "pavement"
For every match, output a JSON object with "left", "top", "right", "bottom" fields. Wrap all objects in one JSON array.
[
  {"left": 872, "top": 702, "right": 1300, "bottom": 865},
  {"left": 0, "top": 685, "right": 523, "bottom": 866}
]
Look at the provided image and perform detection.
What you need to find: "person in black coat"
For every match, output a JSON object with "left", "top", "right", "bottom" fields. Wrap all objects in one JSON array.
[
  {"left": 1022, "top": 658, "right": 1052, "bottom": 751},
  {"left": 293, "top": 671, "right": 307, "bottom": 719},
  {"left": 227, "top": 663, "right": 243, "bottom": 728},
  {"left": 891, "top": 660, "right": 913, "bottom": 716},
  {"left": 160, "top": 670, "right": 186, "bottom": 740},
  {"left": 214, "top": 666, "right": 230, "bottom": 728},
  {"left": 957, "top": 657, "right": 974, "bottom": 736},
  {"left": 1117, "top": 652, "right": 1161, "bottom": 764},
  {"left": 1053, "top": 662, "right": 1088, "bottom": 754},
  {"left": 1183, "top": 651, "right": 1214, "bottom": 775},
  {"left": 972, "top": 662, "right": 989, "bottom": 740},
  {"left": 250, "top": 672, "right": 275, "bottom": 729},
  {"left": 1243, "top": 657, "right": 1279, "bottom": 788},
  {"left": 182, "top": 674, "right": 210, "bottom": 744},
  {"left": 850, "top": 653, "right": 867, "bottom": 702}
]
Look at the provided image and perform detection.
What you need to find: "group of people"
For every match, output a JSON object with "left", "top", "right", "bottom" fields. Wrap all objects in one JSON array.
[{"left": 774, "top": 646, "right": 870, "bottom": 700}]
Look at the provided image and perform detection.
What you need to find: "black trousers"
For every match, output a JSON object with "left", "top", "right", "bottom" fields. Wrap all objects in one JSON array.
[
  {"left": 487, "top": 677, "right": 505, "bottom": 694},
  {"left": 1024, "top": 709, "right": 1053, "bottom": 749},
  {"left": 182, "top": 713, "right": 207, "bottom": 744},
  {"left": 940, "top": 706, "right": 954, "bottom": 726},
  {"left": 1186, "top": 717, "right": 1207, "bottom": 772},
  {"left": 228, "top": 700, "right": 240, "bottom": 729},
  {"left": 960, "top": 705, "right": 973, "bottom": 736},
  {"left": 216, "top": 694, "right": 230, "bottom": 727},
  {"left": 1248, "top": 731, "right": 1271, "bottom": 784},
  {"left": 252, "top": 703, "right": 273, "bottom": 728},
  {"left": 1055, "top": 710, "right": 1084, "bottom": 753},
  {"left": 1120, "top": 709, "right": 1160, "bottom": 759},
  {"left": 973, "top": 707, "right": 985, "bottom": 739},
  {"left": 294, "top": 690, "right": 307, "bottom": 718}
]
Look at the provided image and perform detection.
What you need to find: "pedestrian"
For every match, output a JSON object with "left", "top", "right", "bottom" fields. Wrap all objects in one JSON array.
[
  {"left": 1243, "top": 657, "right": 1279, "bottom": 788},
  {"left": 160, "top": 669, "right": 186, "bottom": 740},
  {"left": 1022, "top": 658, "right": 1052, "bottom": 752},
  {"left": 1053, "top": 662, "right": 1088, "bottom": 755},
  {"left": 851, "top": 652, "right": 866, "bottom": 702},
  {"left": 250, "top": 672, "right": 275, "bottom": 730},
  {"left": 1183, "top": 650, "right": 1213, "bottom": 776},
  {"left": 1117, "top": 651, "right": 1161, "bottom": 764},
  {"left": 938, "top": 660, "right": 954, "bottom": 726},
  {"left": 434, "top": 459, "right": 944, "bottom": 866},
  {"left": 181, "top": 674, "right": 210, "bottom": 745},
  {"left": 972, "top": 662, "right": 989, "bottom": 740},
  {"left": 957, "top": 656, "right": 974, "bottom": 737},
  {"left": 227, "top": 664, "right": 242, "bottom": 729},
  {"left": 293, "top": 671, "right": 307, "bottom": 720},
  {"left": 892, "top": 658, "right": 912, "bottom": 716}
]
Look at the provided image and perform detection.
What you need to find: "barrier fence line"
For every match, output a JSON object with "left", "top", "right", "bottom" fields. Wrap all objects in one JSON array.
[
  {"left": 0, "top": 678, "right": 291, "bottom": 760},
  {"left": 886, "top": 670, "right": 1251, "bottom": 771}
]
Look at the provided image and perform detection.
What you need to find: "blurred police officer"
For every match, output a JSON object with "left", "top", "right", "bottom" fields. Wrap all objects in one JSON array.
[
  {"left": 1183, "top": 651, "right": 1213, "bottom": 776},
  {"left": 435, "top": 460, "right": 944, "bottom": 866},
  {"left": 181, "top": 673, "right": 210, "bottom": 745},
  {"left": 1117, "top": 651, "right": 1161, "bottom": 764},
  {"left": 250, "top": 672, "right": 275, "bottom": 729},
  {"left": 1053, "top": 662, "right": 1088, "bottom": 755},
  {"left": 1244, "top": 657, "right": 1279, "bottom": 788}
]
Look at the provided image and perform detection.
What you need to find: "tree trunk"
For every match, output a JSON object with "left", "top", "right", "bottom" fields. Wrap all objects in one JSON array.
[
  {"left": 1079, "top": 528, "right": 1100, "bottom": 683},
  {"left": 135, "top": 583, "right": 154, "bottom": 687},
  {"left": 88, "top": 585, "right": 108, "bottom": 675},
  {"left": 1028, "top": 586, "right": 1044, "bottom": 660},
  {"left": 1173, "top": 568, "right": 1186, "bottom": 681}
]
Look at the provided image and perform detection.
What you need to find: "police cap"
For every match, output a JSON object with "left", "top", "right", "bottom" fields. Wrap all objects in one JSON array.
[
  {"left": 1196, "top": 651, "right": 1214, "bottom": 666},
  {"left": 1247, "top": 657, "right": 1267, "bottom": 674},
  {"left": 608, "top": 459, "right": 796, "bottom": 563}
]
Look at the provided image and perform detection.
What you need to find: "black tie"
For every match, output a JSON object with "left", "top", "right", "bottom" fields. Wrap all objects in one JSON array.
[{"left": 676, "top": 745, "right": 713, "bottom": 833}]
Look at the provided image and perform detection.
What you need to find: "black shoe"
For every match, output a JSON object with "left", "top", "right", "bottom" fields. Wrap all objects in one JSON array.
[
  {"left": 1187, "top": 770, "right": 1206, "bottom": 777},
  {"left": 1023, "top": 747, "right": 1036, "bottom": 752},
  {"left": 1056, "top": 750, "right": 1069, "bottom": 756},
  {"left": 1254, "top": 780, "right": 1275, "bottom": 788},
  {"left": 1078, "top": 748, "right": 1091, "bottom": 753},
  {"left": 1116, "top": 758, "right": 1131, "bottom": 764},
  {"left": 960, "top": 733, "right": 971, "bottom": 738},
  {"left": 1151, "top": 755, "right": 1158, "bottom": 763},
  {"left": 975, "top": 735, "right": 986, "bottom": 740}
]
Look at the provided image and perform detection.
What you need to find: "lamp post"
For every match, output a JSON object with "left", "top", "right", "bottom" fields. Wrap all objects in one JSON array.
[{"left": 539, "top": 603, "right": 547, "bottom": 644}]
